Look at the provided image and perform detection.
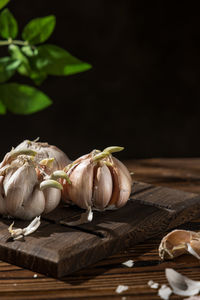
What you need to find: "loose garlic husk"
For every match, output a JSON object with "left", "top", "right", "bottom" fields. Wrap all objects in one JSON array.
[
  {"left": 159, "top": 229, "right": 200, "bottom": 260},
  {"left": 61, "top": 146, "right": 132, "bottom": 221},
  {"left": 0, "top": 144, "right": 69, "bottom": 220}
]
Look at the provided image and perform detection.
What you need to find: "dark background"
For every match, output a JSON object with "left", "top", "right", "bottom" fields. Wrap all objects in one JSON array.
[{"left": 0, "top": 0, "right": 200, "bottom": 161}]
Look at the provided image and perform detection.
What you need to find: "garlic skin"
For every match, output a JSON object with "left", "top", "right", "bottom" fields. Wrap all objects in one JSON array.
[
  {"left": 0, "top": 144, "right": 69, "bottom": 220},
  {"left": 159, "top": 229, "right": 200, "bottom": 260},
  {"left": 62, "top": 146, "right": 132, "bottom": 211}
]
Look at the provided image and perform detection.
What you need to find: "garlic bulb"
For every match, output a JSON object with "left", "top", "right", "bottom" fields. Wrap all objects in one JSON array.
[
  {"left": 0, "top": 145, "right": 69, "bottom": 220},
  {"left": 0, "top": 138, "right": 71, "bottom": 172},
  {"left": 61, "top": 146, "right": 132, "bottom": 212}
]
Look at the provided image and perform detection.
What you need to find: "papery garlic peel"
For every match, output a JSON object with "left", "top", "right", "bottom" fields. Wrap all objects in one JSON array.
[
  {"left": 0, "top": 140, "right": 70, "bottom": 220},
  {"left": 61, "top": 146, "right": 132, "bottom": 210},
  {"left": 159, "top": 229, "right": 200, "bottom": 260}
]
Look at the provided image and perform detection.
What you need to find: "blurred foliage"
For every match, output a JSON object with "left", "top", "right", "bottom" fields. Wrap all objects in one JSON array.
[{"left": 0, "top": 0, "right": 92, "bottom": 114}]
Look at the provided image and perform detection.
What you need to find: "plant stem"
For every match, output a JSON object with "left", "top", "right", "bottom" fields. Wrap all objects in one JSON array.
[
  {"left": 0, "top": 40, "right": 10, "bottom": 45},
  {"left": 0, "top": 39, "right": 29, "bottom": 47}
]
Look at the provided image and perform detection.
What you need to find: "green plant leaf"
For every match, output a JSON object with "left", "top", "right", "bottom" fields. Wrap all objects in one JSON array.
[
  {"left": 9, "top": 44, "right": 31, "bottom": 76},
  {"left": 9, "top": 44, "right": 46, "bottom": 84},
  {"left": 0, "top": 56, "right": 21, "bottom": 83},
  {"left": 0, "top": 100, "right": 6, "bottom": 114},
  {"left": 22, "top": 15, "right": 56, "bottom": 45},
  {"left": 0, "top": 83, "right": 52, "bottom": 114},
  {"left": 0, "top": 8, "right": 18, "bottom": 39},
  {"left": 33, "top": 44, "right": 92, "bottom": 76},
  {"left": 29, "top": 70, "right": 47, "bottom": 85},
  {"left": 0, "top": 0, "right": 10, "bottom": 10},
  {"left": 21, "top": 45, "right": 38, "bottom": 57}
]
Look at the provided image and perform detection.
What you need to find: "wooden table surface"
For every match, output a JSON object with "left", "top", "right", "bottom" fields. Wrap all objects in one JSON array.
[{"left": 1, "top": 158, "right": 200, "bottom": 300}]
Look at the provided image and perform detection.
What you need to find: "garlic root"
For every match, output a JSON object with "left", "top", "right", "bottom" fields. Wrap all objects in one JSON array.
[{"left": 8, "top": 216, "right": 41, "bottom": 240}]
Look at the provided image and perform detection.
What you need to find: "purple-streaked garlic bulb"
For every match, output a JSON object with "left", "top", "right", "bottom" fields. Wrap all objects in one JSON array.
[
  {"left": 0, "top": 138, "right": 71, "bottom": 171},
  {"left": 61, "top": 146, "right": 132, "bottom": 212},
  {"left": 0, "top": 144, "right": 69, "bottom": 220}
]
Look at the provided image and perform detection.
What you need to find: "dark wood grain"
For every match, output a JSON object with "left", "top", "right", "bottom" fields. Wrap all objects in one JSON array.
[{"left": 1, "top": 158, "right": 200, "bottom": 299}]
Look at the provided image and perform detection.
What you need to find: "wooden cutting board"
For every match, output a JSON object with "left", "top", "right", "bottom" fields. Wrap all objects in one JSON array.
[{"left": 1, "top": 181, "right": 200, "bottom": 278}]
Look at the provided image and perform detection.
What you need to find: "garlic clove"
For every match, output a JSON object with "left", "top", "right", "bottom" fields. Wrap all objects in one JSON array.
[
  {"left": 112, "top": 157, "right": 132, "bottom": 208},
  {"left": 13, "top": 187, "right": 45, "bottom": 220},
  {"left": 39, "top": 179, "right": 63, "bottom": 213},
  {"left": 43, "top": 187, "right": 61, "bottom": 214},
  {"left": 1, "top": 164, "right": 19, "bottom": 188},
  {"left": 158, "top": 230, "right": 200, "bottom": 260},
  {"left": 0, "top": 176, "right": 7, "bottom": 215},
  {"left": 4, "top": 162, "right": 38, "bottom": 215},
  {"left": 106, "top": 163, "right": 120, "bottom": 207},
  {"left": 112, "top": 156, "right": 132, "bottom": 183},
  {"left": 67, "top": 158, "right": 94, "bottom": 209},
  {"left": 93, "top": 164, "right": 113, "bottom": 209}
]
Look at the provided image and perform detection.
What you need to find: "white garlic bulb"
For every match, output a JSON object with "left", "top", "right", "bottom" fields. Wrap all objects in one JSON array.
[
  {"left": 0, "top": 142, "right": 69, "bottom": 220},
  {"left": 61, "top": 146, "right": 132, "bottom": 211}
]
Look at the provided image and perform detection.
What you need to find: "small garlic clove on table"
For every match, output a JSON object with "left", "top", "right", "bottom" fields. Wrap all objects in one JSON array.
[{"left": 159, "top": 229, "right": 200, "bottom": 260}]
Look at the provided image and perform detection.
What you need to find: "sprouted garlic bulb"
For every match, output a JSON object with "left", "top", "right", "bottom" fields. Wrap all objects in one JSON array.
[
  {"left": 60, "top": 146, "right": 132, "bottom": 223},
  {"left": 0, "top": 145, "right": 69, "bottom": 220}
]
